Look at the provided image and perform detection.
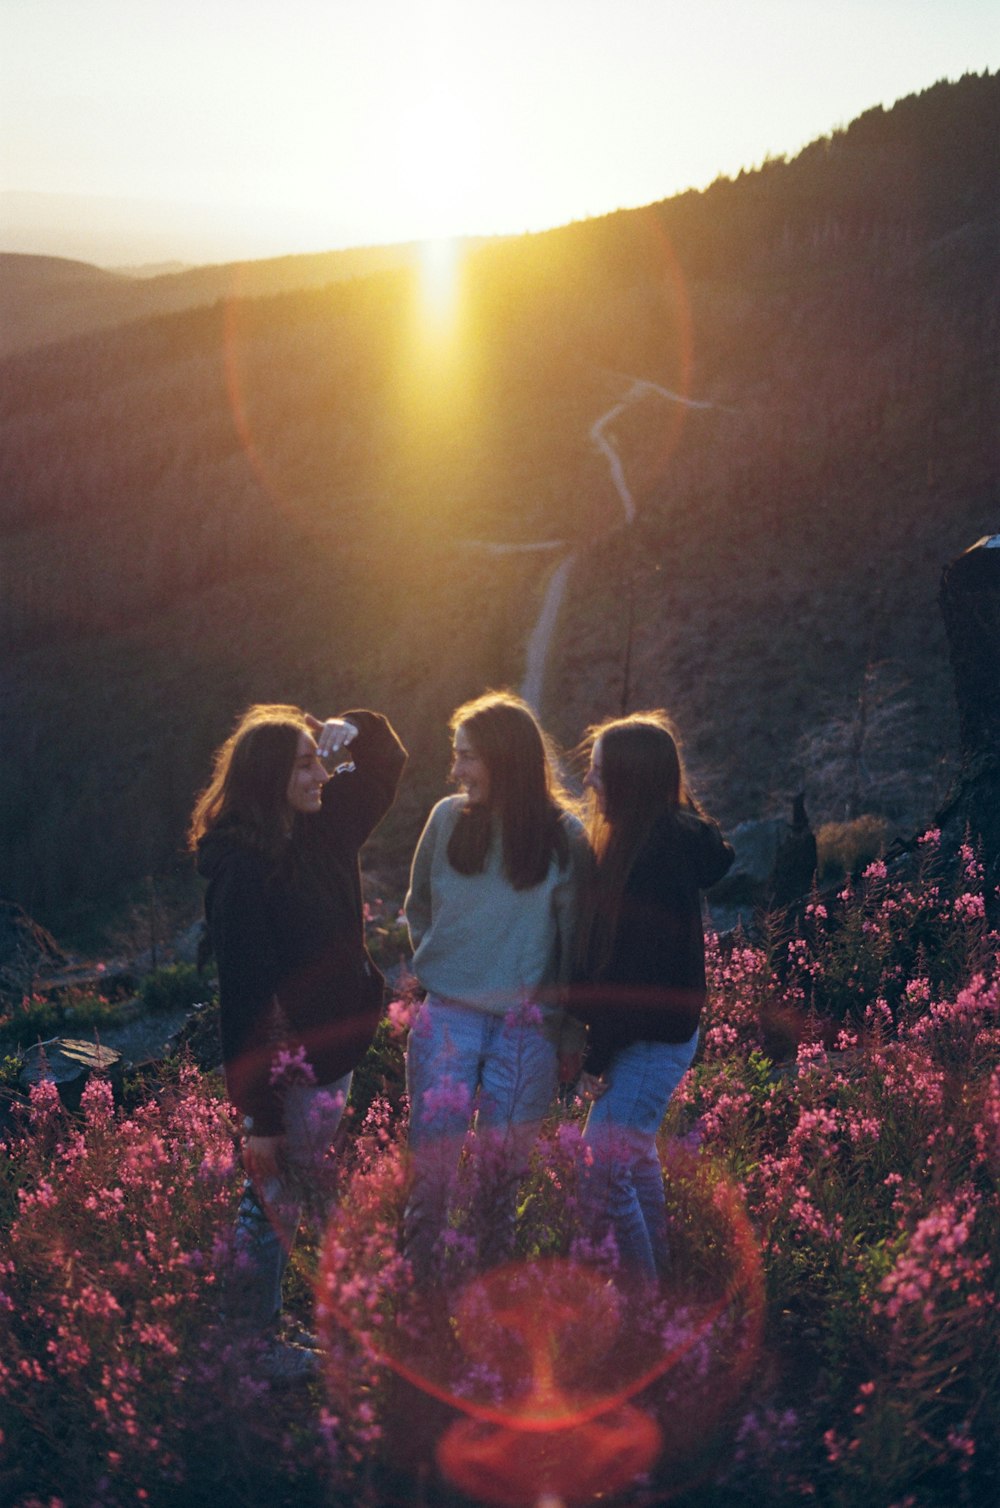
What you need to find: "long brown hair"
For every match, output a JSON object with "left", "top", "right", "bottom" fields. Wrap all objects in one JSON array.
[
  {"left": 188, "top": 704, "right": 310, "bottom": 863},
  {"left": 576, "top": 711, "right": 700, "bottom": 977},
  {"left": 446, "top": 691, "right": 573, "bottom": 890}
]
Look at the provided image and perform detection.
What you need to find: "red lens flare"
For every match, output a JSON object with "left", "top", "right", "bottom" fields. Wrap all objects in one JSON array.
[{"left": 314, "top": 1141, "right": 764, "bottom": 1504}]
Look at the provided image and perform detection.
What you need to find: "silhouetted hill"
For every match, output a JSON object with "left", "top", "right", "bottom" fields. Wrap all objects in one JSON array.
[
  {"left": 0, "top": 241, "right": 500, "bottom": 357},
  {"left": 1, "top": 72, "right": 997, "bottom": 940}
]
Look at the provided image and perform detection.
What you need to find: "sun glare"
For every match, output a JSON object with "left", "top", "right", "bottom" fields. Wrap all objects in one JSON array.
[{"left": 418, "top": 237, "right": 461, "bottom": 337}]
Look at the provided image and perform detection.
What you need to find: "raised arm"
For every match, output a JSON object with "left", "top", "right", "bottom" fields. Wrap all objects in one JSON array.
[{"left": 314, "top": 708, "right": 407, "bottom": 848}]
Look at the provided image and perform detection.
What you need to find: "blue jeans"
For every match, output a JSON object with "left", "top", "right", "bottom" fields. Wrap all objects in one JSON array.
[
  {"left": 580, "top": 1032, "right": 699, "bottom": 1281},
  {"left": 404, "top": 997, "right": 558, "bottom": 1273},
  {"left": 229, "top": 1075, "right": 351, "bottom": 1331}
]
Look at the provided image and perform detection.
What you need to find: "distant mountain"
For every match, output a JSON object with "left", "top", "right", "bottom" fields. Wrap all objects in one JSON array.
[
  {"left": 0, "top": 241, "right": 473, "bottom": 357},
  {"left": 1, "top": 72, "right": 997, "bottom": 940},
  {"left": 0, "top": 189, "right": 360, "bottom": 269}
]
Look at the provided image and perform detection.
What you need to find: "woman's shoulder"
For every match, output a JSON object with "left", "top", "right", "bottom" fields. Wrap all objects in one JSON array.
[
  {"left": 431, "top": 793, "right": 465, "bottom": 819},
  {"left": 640, "top": 808, "right": 733, "bottom": 886},
  {"left": 419, "top": 794, "right": 465, "bottom": 836},
  {"left": 197, "top": 826, "right": 271, "bottom": 888}
]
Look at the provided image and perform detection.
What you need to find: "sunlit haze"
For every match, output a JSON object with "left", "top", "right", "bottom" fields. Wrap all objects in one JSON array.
[{"left": 2, "top": 0, "right": 997, "bottom": 265}]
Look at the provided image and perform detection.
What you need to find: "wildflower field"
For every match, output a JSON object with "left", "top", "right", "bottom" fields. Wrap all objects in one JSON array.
[{"left": 1, "top": 835, "right": 998, "bottom": 1508}]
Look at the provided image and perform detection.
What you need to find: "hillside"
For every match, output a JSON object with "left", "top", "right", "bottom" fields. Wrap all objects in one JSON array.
[
  {"left": 1, "top": 72, "right": 997, "bottom": 940},
  {"left": 0, "top": 241, "right": 498, "bottom": 358}
]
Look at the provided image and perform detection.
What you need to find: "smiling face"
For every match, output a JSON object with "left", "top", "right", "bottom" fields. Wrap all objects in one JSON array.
[
  {"left": 285, "top": 730, "right": 329, "bottom": 817},
  {"left": 451, "top": 723, "right": 492, "bottom": 807}
]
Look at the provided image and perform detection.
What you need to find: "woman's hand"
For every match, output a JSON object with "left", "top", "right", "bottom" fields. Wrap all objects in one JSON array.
[
  {"left": 577, "top": 1070, "right": 608, "bottom": 1101},
  {"left": 308, "top": 717, "right": 359, "bottom": 761},
  {"left": 242, "top": 1133, "right": 284, "bottom": 1185}
]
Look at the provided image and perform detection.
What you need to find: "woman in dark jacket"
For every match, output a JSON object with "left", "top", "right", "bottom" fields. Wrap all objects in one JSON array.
[
  {"left": 570, "top": 712, "right": 733, "bottom": 1282},
  {"left": 189, "top": 702, "right": 406, "bottom": 1356}
]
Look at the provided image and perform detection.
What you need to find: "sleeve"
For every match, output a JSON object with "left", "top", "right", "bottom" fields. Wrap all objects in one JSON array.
[
  {"left": 403, "top": 802, "right": 442, "bottom": 951},
  {"left": 206, "top": 850, "right": 285, "bottom": 1135},
  {"left": 315, "top": 709, "right": 407, "bottom": 850},
  {"left": 677, "top": 809, "right": 735, "bottom": 889}
]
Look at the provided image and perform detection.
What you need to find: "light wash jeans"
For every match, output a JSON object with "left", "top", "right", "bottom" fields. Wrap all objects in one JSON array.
[
  {"left": 403, "top": 996, "right": 558, "bottom": 1274},
  {"left": 580, "top": 1031, "right": 699, "bottom": 1282},
  {"left": 229, "top": 1074, "right": 352, "bottom": 1331}
]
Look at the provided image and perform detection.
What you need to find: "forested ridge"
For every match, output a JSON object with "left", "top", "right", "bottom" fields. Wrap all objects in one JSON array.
[{"left": 1, "top": 72, "right": 997, "bottom": 939}]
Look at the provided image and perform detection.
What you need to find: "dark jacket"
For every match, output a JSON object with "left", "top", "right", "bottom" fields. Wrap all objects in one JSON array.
[
  {"left": 197, "top": 710, "right": 406, "bottom": 1134},
  {"left": 571, "top": 808, "right": 734, "bottom": 1075}
]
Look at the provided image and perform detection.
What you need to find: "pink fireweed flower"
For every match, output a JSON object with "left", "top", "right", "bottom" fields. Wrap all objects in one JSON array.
[
  {"left": 946, "top": 1425, "right": 976, "bottom": 1468},
  {"left": 197, "top": 1142, "right": 237, "bottom": 1182},
  {"left": 79, "top": 1074, "right": 115, "bottom": 1126},
  {"left": 972, "top": 1066, "right": 1000, "bottom": 1170},
  {"left": 697, "top": 1088, "right": 754, "bottom": 1143},
  {"left": 386, "top": 995, "right": 419, "bottom": 1035},
  {"left": 795, "top": 1039, "right": 827, "bottom": 1071},
  {"left": 960, "top": 840, "right": 984, "bottom": 881},
  {"left": 703, "top": 1020, "right": 741, "bottom": 1054},
  {"left": 953, "top": 891, "right": 986, "bottom": 921},
  {"left": 503, "top": 998, "right": 543, "bottom": 1031},
  {"left": 844, "top": 1111, "right": 881, "bottom": 1144},
  {"left": 864, "top": 996, "right": 895, "bottom": 1038},
  {"left": 269, "top": 1043, "right": 317, "bottom": 1087},
  {"left": 26, "top": 1076, "right": 63, "bottom": 1129},
  {"left": 419, "top": 1074, "right": 472, "bottom": 1123},
  {"left": 862, "top": 859, "right": 888, "bottom": 882},
  {"left": 876, "top": 1191, "right": 988, "bottom": 1323}
]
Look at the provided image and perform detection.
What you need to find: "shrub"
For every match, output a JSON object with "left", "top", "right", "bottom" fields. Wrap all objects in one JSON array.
[
  {"left": 816, "top": 813, "right": 891, "bottom": 883},
  {"left": 137, "top": 962, "right": 212, "bottom": 1015},
  {"left": 0, "top": 986, "right": 121, "bottom": 1053},
  {"left": 1, "top": 833, "right": 997, "bottom": 1506}
]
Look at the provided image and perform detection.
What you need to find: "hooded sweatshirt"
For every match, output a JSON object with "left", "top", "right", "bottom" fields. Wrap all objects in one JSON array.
[
  {"left": 197, "top": 710, "right": 406, "bottom": 1134},
  {"left": 569, "top": 807, "right": 734, "bottom": 1074}
]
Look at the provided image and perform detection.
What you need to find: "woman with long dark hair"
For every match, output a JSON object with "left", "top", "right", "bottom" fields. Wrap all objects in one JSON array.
[
  {"left": 403, "top": 690, "right": 587, "bottom": 1274},
  {"left": 570, "top": 711, "right": 733, "bottom": 1282},
  {"left": 189, "top": 702, "right": 406, "bottom": 1371}
]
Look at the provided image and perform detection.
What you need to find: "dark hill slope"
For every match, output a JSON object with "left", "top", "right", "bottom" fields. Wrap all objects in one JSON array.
[
  {"left": 0, "top": 72, "right": 997, "bottom": 933},
  {"left": 0, "top": 241, "right": 469, "bottom": 358}
]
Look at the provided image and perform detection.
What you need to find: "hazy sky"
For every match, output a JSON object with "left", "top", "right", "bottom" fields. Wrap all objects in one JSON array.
[{"left": 2, "top": 0, "right": 998, "bottom": 260}]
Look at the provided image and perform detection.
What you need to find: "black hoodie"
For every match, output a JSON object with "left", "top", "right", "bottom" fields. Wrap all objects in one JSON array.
[
  {"left": 570, "top": 807, "right": 734, "bottom": 1075},
  {"left": 197, "top": 710, "right": 406, "bottom": 1134}
]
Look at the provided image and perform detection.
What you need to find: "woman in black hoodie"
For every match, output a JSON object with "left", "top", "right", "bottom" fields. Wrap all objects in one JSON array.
[
  {"left": 570, "top": 712, "right": 733, "bottom": 1283},
  {"left": 190, "top": 702, "right": 406, "bottom": 1357}
]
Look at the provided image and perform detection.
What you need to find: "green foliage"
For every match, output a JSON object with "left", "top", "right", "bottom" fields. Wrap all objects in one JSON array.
[
  {"left": 345, "top": 1011, "right": 407, "bottom": 1131},
  {"left": 0, "top": 1052, "right": 23, "bottom": 1089},
  {"left": 817, "top": 815, "right": 891, "bottom": 883},
  {"left": 1, "top": 834, "right": 998, "bottom": 1504},
  {"left": 137, "top": 962, "right": 212, "bottom": 1015},
  {"left": 0, "top": 986, "right": 120, "bottom": 1053},
  {"left": 362, "top": 895, "right": 410, "bottom": 975}
]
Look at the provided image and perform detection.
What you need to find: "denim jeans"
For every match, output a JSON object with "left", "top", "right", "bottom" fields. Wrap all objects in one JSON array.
[
  {"left": 403, "top": 996, "right": 558, "bottom": 1274},
  {"left": 580, "top": 1031, "right": 699, "bottom": 1282},
  {"left": 228, "top": 1074, "right": 352, "bottom": 1331}
]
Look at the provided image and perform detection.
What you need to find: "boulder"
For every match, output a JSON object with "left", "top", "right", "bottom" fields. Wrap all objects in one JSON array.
[
  {"left": 19, "top": 1038, "right": 123, "bottom": 1110},
  {"left": 707, "top": 796, "right": 818, "bottom": 933},
  {"left": 937, "top": 535, "right": 1000, "bottom": 908}
]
